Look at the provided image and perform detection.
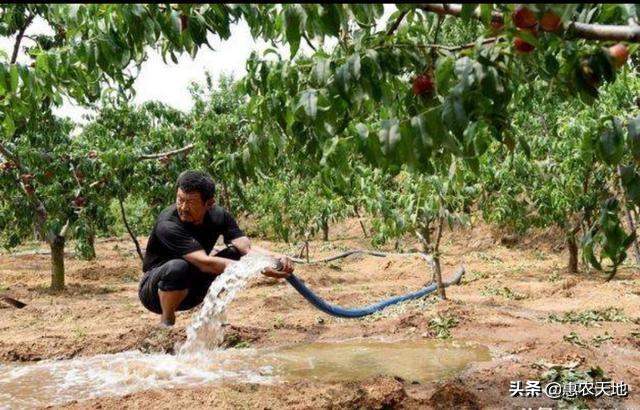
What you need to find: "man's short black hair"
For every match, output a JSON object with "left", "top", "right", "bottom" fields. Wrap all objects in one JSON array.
[{"left": 176, "top": 170, "right": 216, "bottom": 202}]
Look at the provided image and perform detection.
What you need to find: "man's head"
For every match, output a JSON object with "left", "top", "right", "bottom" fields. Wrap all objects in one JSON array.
[{"left": 175, "top": 170, "right": 216, "bottom": 224}]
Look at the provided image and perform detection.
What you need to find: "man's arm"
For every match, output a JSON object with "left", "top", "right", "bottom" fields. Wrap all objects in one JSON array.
[
  {"left": 231, "top": 236, "right": 294, "bottom": 277},
  {"left": 183, "top": 250, "right": 235, "bottom": 275}
]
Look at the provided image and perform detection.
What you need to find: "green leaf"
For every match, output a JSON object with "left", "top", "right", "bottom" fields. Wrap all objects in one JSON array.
[
  {"left": 284, "top": 5, "right": 304, "bottom": 58},
  {"left": 620, "top": 165, "right": 640, "bottom": 204},
  {"left": 299, "top": 89, "right": 318, "bottom": 119},
  {"left": 335, "top": 64, "right": 351, "bottom": 99},
  {"left": 461, "top": 4, "right": 478, "bottom": 21},
  {"left": 3, "top": 115, "right": 15, "bottom": 137},
  {"left": 378, "top": 119, "right": 400, "bottom": 155},
  {"left": 347, "top": 54, "right": 361, "bottom": 80},
  {"left": 319, "top": 4, "right": 341, "bottom": 36},
  {"left": 189, "top": 14, "right": 208, "bottom": 45},
  {"left": 479, "top": 4, "right": 493, "bottom": 25},
  {"left": 311, "top": 58, "right": 331, "bottom": 86},
  {"left": 518, "top": 134, "right": 531, "bottom": 158},
  {"left": 442, "top": 97, "right": 468, "bottom": 139},
  {"left": 355, "top": 122, "right": 369, "bottom": 140},
  {"left": 597, "top": 121, "right": 624, "bottom": 165},
  {"left": 582, "top": 229, "right": 603, "bottom": 271},
  {"left": 627, "top": 116, "right": 640, "bottom": 163},
  {"left": 411, "top": 114, "right": 433, "bottom": 147},
  {"left": 435, "top": 57, "right": 455, "bottom": 95},
  {"left": 544, "top": 53, "right": 560, "bottom": 77},
  {"left": 36, "top": 53, "right": 49, "bottom": 73},
  {"left": 9, "top": 64, "right": 19, "bottom": 92}
]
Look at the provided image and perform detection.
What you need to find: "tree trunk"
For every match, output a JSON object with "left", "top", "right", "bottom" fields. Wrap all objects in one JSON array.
[
  {"left": 353, "top": 205, "right": 368, "bottom": 238},
  {"left": 419, "top": 217, "right": 446, "bottom": 299},
  {"left": 623, "top": 206, "right": 640, "bottom": 264},
  {"left": 617, "top": 165, "right": 640, "bottom": 264},
  {"left": 85, "top": 225, "right": 96, "bottom": 261},
  {"left": 322, "top": 219, "right": 329, "bottom": 242},
  {"left": 567, "top": 233, "right": 579, "bottom": 273},
  {"left": 432, "top": 254, "right": 446, "bottom": 300},
  {"left": 50, "top": 235, "right": 65, "bottom": 290},
  {"left": 222, "top": 183, "right": 232, "bottom": 212}
]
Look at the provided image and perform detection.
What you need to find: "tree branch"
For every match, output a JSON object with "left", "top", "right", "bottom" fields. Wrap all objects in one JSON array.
[
  {"left": 302, "top": 33, "right": 317, "bottom": 52},
  {"left": 0, "top": 142, "right": 49, "bottom": 241},
  {"left": 59, "top": 219, "right": 71, "bottom": 238},
  {"left": 418, "top": 4, "right": 640, "bottom": 42},
  {"left": 119, "top": 197, "right": 144, "bottom": 262},
  {"left": 386, "top": 9, "right": 409, "bottom": 36},
  {"left": 11, "top": 13, "right": 35, "bottom": 64},
  {"left": 434, "top": 215, "right": 445, "bottom": 253},
  {"left": 139, "top": 143, "right": 195, "bottom": 160},
  {"left": 390, "top": 37, "right": 499, "bottom": 53}
]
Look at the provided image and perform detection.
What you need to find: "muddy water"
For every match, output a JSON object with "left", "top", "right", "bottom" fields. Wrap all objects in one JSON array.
[{"left": 0, "top": 339, "right": 490, "bottom": 409}]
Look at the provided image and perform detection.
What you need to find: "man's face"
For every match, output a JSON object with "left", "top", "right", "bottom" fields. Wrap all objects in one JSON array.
[{"left": 176, "top": 188, "right": 213, "bottom": 224}]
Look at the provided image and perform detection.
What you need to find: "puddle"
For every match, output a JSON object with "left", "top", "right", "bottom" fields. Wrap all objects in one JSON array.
[
  {"left": 272, "top": 339, "right": 491, "bottom": 383},
  {"left": 0, "top": 339, "right": 490, "bottom": 409}
]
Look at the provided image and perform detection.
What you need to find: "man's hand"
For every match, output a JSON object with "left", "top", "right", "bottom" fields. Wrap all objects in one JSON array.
[
  {"left": 260, "top": 255, "right": 294, "bottom": 279},
  {"left": 279, "top": 255, "right": 294, "bottom": 274}
]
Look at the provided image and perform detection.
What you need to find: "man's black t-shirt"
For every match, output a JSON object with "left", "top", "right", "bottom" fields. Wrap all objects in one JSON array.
[{"left": 142, "top": 204, "right": 245, "bottom": 272}]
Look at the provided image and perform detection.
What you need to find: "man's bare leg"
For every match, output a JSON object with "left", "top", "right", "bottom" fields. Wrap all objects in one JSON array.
[{"left": 158, "top": 289, "right": 188, "bottom": 326}]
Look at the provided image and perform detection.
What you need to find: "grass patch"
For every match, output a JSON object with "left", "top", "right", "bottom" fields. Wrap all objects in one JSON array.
[
  {"left": 481, "top": 285, "right": 528, "bottom": 300},
  {"left": 532, "top": 359, "right": 609, "bottom": 408},
  {"left": 429, "top": 313, "right": 459, "bottom": 339},
  {"left": 476, "top": 252, "right": 503, "bottom": 263},
  {"left": 359, "top": 296, "right": 438, "bottom": 322},
  {"left": 563, "top": 331, "right": 614, "bottom": 348},
  {"left": 546, "top": 272, "right": 561, "bottom": 283},
  {"left": 463, "top": 270, "right": 489, "bottom": 284},
  {"left": 547, "top": 307, "right": 628, "bottom": 327},
  {"left": 273, "top": 315, "right": 285, "bottom": 329},
  {"left": 233, "top": 340, "right": 251, "bottom": 349}
]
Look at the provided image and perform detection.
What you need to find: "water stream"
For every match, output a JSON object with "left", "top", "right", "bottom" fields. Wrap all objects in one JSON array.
[
  {"left": 179, "top": 253, "right": 276, "bottom": 353},
  {"left": 0, "top": 254, "right": 492, "bottom": 409}
]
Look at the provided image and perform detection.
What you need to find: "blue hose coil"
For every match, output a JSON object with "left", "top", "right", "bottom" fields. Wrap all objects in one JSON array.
[{"left": 285, "top": 266, "right": 465, "bottom": 319}]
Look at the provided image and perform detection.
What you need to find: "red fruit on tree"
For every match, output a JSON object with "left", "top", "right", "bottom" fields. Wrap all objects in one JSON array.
[
  {"left": 609, "top": 43, "right": 629, "bottom": 68},
  {"left": 490, "top": 19, "right": 504, "bottom": 35},
  {"left": 412, "top": 74, "right": 434, "bottom": 96},
  {"left": 540, "top": 11, "right": 561, "bottom": 32},
  {"left": 512, "top": 5, "right": 537, "bottom": 28},
  {"left": 72, "top": 196, "right": 86, "bottom": 208},
  {"left": 513, "top": 28, "right": 537, "bottom": 53},
  {"left": 180, "top": 15, "right": 189, "bottom": 32},
  {"left": 20, "top": 173, "right": 34, "bottom": 185}
]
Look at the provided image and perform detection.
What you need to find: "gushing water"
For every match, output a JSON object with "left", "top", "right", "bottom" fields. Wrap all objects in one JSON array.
[{"left": 179, "top": 253, "right": 278, "bottom": 354}]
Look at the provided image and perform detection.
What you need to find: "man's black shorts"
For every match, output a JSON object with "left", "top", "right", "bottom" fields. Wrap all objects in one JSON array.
[{"left": 138, "top": 246, "right": 242, "bottom": 314}]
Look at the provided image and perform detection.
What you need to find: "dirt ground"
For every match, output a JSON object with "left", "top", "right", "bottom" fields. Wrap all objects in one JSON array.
[{"left": 1, "top": 219, "right": 639, "bottom": 409}]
